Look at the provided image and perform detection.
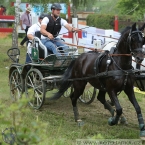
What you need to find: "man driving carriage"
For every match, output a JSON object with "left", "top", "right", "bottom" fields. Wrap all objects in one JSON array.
[{"left": 40, "top": 3, "right": 79, "bottom": 55}]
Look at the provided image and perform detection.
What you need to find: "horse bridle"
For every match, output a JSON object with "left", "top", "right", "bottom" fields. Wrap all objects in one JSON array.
[{"left": 127, "top": 30, "right": 145, "bottom": 55}]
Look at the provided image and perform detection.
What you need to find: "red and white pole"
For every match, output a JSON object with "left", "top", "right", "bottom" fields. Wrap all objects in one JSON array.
[
  {"left": 114, "top": 15, "right": 118, "bottom": 32},
  {"left": 68, "top": 2, "right": 71, "bottom": 23}
]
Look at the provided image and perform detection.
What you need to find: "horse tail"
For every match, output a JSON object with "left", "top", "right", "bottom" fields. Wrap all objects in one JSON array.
[{"left": 49, "top": 59, "right": 75, "bottom": 100}]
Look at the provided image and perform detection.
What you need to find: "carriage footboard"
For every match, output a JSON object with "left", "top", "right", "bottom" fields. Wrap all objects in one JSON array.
[{"left": 42, "top": 75, "right": 62, "bottom": 81}]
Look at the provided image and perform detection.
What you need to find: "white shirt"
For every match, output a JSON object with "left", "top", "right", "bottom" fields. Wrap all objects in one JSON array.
[
  {"left": 27, "top": 22, "right": 40, "bottom": 36},
  {"left": 41, "top": 16, "right": 68, "bottom": 39},
  {"left": 27, "top": 22, "right": 41, "bottom": 53}
]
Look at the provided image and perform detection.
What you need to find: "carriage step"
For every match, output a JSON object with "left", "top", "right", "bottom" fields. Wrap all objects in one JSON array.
[{"left": 42, "top": 75, "right": 62, "bottom": 81}]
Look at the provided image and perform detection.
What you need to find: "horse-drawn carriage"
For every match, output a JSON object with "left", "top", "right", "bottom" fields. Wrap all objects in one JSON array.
[
  {"left": 8, "top": 23, "right": 145, "bottom": 139},
  {"left": 8, "top": 37, "right": 96, "bottom": 110}
]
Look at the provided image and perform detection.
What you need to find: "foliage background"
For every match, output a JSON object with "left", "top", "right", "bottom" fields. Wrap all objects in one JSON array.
[{"left": 86, "top": 14, "right": 138, "bottom": 30}]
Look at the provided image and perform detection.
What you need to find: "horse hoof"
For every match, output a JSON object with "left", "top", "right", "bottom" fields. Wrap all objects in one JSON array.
[
  {"left": 110, "top": 109, "right": 115, "bottom": 117},
  {"left": 120, "top": 116, "right": 128, "bottom": 125},
  {"left": 108, "top": 117, "right": 114, "bottom": 126},
  {"left": 77, "top": 119, "right": 84, "bottom": 127},
  {"left": 140, "top": 130, "right": 145, "bottom": 140}
]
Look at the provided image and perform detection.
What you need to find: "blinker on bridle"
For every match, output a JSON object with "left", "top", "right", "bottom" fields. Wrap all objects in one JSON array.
[{"left": 127, "top": 29, "right": 145, "bottom": 55}]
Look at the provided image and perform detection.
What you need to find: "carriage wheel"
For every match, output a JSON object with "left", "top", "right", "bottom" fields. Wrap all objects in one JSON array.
[
  {"left": 63, "top": 86, "right": 73, "bottom": 97},
  {"left": 25, "top": 69, "right": 46, "bottom": 110},
  {"left": 9, "top": 69, "right": 24, "bottom": 101},
  {"left": 79, "top": 83, "right": 96, "bottom": 104}
]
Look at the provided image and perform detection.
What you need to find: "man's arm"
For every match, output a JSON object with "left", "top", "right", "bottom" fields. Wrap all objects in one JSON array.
[
  {"left": 40, "top": 25, "right": 54, "bottom": 40},
  {"left": 27, "top": 34, "right": 34, "bottom": 40},
  {"left": 61, "top": 18, "right": 79, "bottom": 32},
  {"left": 20, "top": 14, "right": 25, "bottom": 30},
  {"left": 64, "top": 24, "right": 77, "bottom": 32},
  {"left": 27, "top": 25, "right": 36, "bottom": 40},
  {"left": 40, "top": 17, "right": 54, "bottom": 40},
  {"left": 20, "top": 20, "right": 24, "bottom": 30}
]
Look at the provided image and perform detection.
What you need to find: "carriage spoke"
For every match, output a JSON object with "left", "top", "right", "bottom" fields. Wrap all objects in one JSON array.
[
  {"left": 36, "top": 88, "right": 42, "bottom": 94},
  {"left": 16, "top": 87, "right": 21, "bottom": 98},
  {"left": 34, "top": 90, "right": 42, "bottom": 106},
  {"left": 36, "top": 92, "right": 41, "bottom": 104},
  {"left": 10, "top": 69, "right": 24, "bottom": 101},
  {"left": 79, "top": 85, "right": 96, "bottom": 104},
  {"left": 25, "top": 69, "right": 45, "bottom": 109},
  {"left": 28, "top": 75, "right": 35, "bottom": 88},
  {"left": 87, "top": 90, "right": 92, "bottom": 100}
]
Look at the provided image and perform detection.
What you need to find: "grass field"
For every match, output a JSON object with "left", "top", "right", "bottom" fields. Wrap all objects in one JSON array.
[{"left": 0, "top": 37, "right": 145, "bottom": 145}]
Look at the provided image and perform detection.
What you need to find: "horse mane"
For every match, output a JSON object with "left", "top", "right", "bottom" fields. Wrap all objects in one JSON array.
[
  {"left": 116, "top": 26, "right": 131, "bottom": 47},
  {"left": 120, "top": 26, "right": 131, "bottom": 36}
]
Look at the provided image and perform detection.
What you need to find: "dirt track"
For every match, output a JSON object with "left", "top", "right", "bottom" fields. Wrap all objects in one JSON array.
[{"left": 42, "top": 92, "right": 145, "bottom": 126}]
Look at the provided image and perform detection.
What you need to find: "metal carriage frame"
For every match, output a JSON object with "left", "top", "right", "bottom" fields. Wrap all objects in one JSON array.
[{"left": 8, "top": 37, "right": 96, "bottom": 110}]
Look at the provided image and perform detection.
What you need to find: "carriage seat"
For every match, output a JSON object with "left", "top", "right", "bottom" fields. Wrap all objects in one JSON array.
[
  {"left": 102, "top": 41, "right": 117, "bottom": 51},
  {"left": 32, "top": 37, "right": 52, "bottom": 59}
]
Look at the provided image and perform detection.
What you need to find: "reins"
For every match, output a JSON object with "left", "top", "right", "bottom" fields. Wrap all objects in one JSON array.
[
  {"left": 132, "top": 59, "right": 145, "bottom": 68},
  {"left": 53, "top": 39, "right": 143, "bottom": 59},
  {"left": 109, "top": 54, "right": 132, "bottom": 56},
  {"left": 48, "top": 30, "right": 145, "bottom": 68}
]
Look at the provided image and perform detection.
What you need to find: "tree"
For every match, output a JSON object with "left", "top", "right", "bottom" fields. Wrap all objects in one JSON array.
[
  {"left": 27, "top": 0, "right": 87, "bottom": 17},
  {"left": 71, "top": 0, "right": 87, "bottom": 17},
  {"left": 117, "top": 0, "right": 145, "bottom": 20}
]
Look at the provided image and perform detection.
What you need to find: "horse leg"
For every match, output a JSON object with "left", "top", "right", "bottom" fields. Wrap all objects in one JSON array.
[
  {"left": 124, "top": 88, "right": 145, "bottom": 139},
  {"left": 97, "top": 90, "right": 115, "bottom": 117},
  {"left": 107, "top": 91, "right": 123, "bottom": 126},
  {"left": 70, "top": 81, "right": 86, "bottom": 124},
  {"left": 70, "top": 92, "right": 80, "bottom": 122},
  {"left": 106, "top": 99, "right": 128, "bottom": 125}
]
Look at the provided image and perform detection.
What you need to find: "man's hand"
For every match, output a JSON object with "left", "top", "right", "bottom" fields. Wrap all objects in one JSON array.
[
  {"left": 64, "top": 24, "right": 80, "bottom": 33},
  {"left": 27, "top": 34, "right": 34, "bottom": 40},
  {"left": 20, "top": 20, "right": 24, "bottom": 30},
  {"left": 21, "top": 27, "right": 24, "bottom": 30},
  {"left": 47, "top": 33, "right": 54, "bottom": 40},
  {"left": 72, "top": 27, "right": 80, "bottom": 33}
]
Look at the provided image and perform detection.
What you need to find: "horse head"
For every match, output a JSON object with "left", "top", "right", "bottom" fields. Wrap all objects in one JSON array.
[{"left": 128, "top": 23, "right": 145, "bottom": 63}]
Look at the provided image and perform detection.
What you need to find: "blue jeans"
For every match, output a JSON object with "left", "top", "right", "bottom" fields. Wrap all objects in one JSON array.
[
  {"left": 41, "top": 38, "right": 69, "bottom": 56},
  {"left": 25, "top": 53, "right": 32, "bottom": 64}
]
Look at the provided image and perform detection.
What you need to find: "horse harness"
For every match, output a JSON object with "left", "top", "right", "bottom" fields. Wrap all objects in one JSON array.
[
  {"left": 68, "top": 46, "right": 143, "bottom": 92},
  {"left": 68, "top": 47, "right": 140, "bottom": 80},
  {"left": 68, "top": 29, "right": 145, "bottom": 92},
  {"left": 127, "top": 30, "right": 144, "bottom": 55},
  {"left": 94, "top": 47, "right": 134, "bottom": 91}
]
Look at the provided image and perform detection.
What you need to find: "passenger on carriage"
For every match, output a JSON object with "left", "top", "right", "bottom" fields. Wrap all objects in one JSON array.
[
  {"left": 26, "top": 13, "right": 48, "bottom": 63},
  {"left": 40, "top": 3, "right": 79, "bottom": 56}
]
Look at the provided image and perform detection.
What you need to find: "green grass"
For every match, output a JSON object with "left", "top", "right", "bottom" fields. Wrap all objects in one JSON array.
[{"left": 0, "top": 37, "right": 145, "bottom": 144}]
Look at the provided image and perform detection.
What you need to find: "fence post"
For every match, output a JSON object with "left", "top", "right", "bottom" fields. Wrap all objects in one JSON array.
[{"left": 114, "top": 15, "right": 118, "bottom": 32}]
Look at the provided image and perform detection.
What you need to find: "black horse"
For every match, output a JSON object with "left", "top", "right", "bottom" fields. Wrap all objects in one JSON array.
[{"left": 50, "top": 23, "right": 145, "bottom": 138}]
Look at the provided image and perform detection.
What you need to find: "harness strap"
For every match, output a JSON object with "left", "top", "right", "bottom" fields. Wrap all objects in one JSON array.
[
  {"left": 67, "top": 69, "right": 140, "bottom": 81},
  {"left": 94, "top": 51, "right": 108, "bottom": 75}
]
